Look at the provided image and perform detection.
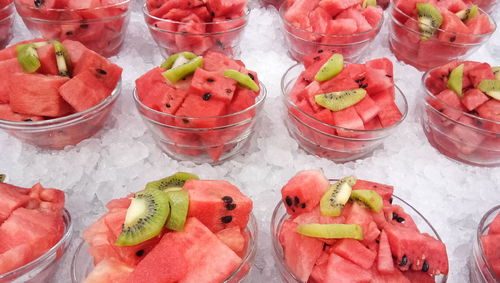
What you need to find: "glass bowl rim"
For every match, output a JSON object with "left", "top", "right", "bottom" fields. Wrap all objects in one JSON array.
[
  {"left": 281, "top": 63, "right": 409, "bottom": 139},
  {"left": 389, "top": 2, "right": 497, "bottom": 40},
  {"left": 0, "top": 79, "right": 122, "bottom": 130},
  {"left": 476, "top": 205, "right": 500, "bottom": 281},
  {"left": 0, "top": 2, "right": 14, "bottom": 13},
  {"left": 71, "top": 213, "right": 259, "bottom": 283},
  {"left": 0, "top": 208, "right": 73, "bottom": 280},
  {"left": 14, "top": 0, "right": 130, "bottom": 12}
]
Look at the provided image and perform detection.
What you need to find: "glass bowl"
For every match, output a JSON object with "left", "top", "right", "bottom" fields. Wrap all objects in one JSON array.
[
  {"left": 470, "top": 0, "right": 497, "bottom": 13},
  {"left": 282, "top": 64, "right": 408, "bottom": 162},
  {"left": 420, "top": 70, "right": 500, "bottom": 167},
  {"left": 14, "top": 0, "right": 131, "bottom": 57},
  {"left": 0, "top": 208, "right": 73, "bottom": 282},
  {"left": 279, "top": 3, "right": 384, "bottom": 63},
  {"left": 388, "top": 2, "right": 496, "bottom": 71},
  {"left": 470, "top": 205, "right": 500, "bottom": 283},
  {"left": 143, "top": 4, "right": 249, "bottom": 58},
  {"left": 270, "top": 190, "right": 448, "bottom": 282},
  {"left": 71, "top": 213, "right": 258, "bottom": 283},
  {"left": 0, "top": 80, "right": 121, "bottom": 149},
  {"left": 0, "top": 2, "right": 14, "bottom": 50},
  {"left": 133, "top": 84, "right": 267, "bottom": 164}
]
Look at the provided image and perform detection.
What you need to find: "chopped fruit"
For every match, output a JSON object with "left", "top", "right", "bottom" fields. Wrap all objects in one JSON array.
[{"left": 319, "top": 176, "right": 356, "bottom": 217}]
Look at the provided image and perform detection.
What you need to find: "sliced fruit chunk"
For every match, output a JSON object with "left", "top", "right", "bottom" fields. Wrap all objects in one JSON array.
[
  {"left": 145, "top": 172, "right": 199, "bottom": 191},
  {"left": 16, "top": 44, "right": 41, "bottom": 73},
  {"left": 447, "top": 63, "right": 464, "bottom": 97},
  {"left": 296, "top": 223, "right": 364, "bottom": 240},
  {"left": 455, "top": 5, "right": 478, "bottom": 21},
  {"left": 362, "top": 0, "right": 377, "bottom": 8},
  {"left": 314, "top": 53, "right": 344, "bottom": 82},
  {"left": 51, "top": 41, "right": 71, "bottom": 77},
  {"left": 223, "top": 69, "right": 260, "bottom": 91},
  {"left": 163, "top": 56, "right": 203, "bottom": 83},
  {"left": 319, "top": 176, "right": 356, "bottom": 217},
  {"left": 417, "top": 3, "right": 443, "bottom": 40},
  {"left": 493, "top": 66, "right": 500, "bottom": 80},
  {"left": 478, "top": 80, "right": 500, "bottom": 100},
  {"left": 315, "top": 88, "right": 366, "bottom": 111},
  {"left": 165, "top": 189, "right": 189, "bottom": 231},
  {"left": 160, "top": 51, "right": 198, "bottom": 70},
  {"left": 349, "top": 189, "right": 383, "bottom": 212}
]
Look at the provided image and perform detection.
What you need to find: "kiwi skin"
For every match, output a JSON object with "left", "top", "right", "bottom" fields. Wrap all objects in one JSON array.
[
  {"left": 478, "top": 80, "right": 500, "bottom": 100},
  {"left": 349, "top": 189, "right": 383, "bottom": 212},
  {"left": 416, "top": 3, "right": 443, "bottom": 40},
  {"left": 145, "top": 172, "right": 199, "bottom": 191},
  {"left": 319, "top": 176, "right": 356, "bottom": 217}
]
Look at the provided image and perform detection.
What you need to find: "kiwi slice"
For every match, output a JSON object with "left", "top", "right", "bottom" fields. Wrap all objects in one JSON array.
[
  {"left": 223, "top": 69, "right": 260, "bottom": 91},
  {"left": 162, "top": 56, "right": 203, "bottom": 84},
  {"left": 161, "top": 52, "right": 197, "bottom": 70},
  {"left": 456, "top": 5, "right": 479, "bottom": 21},
  {"left": 416, "top": 3, "right": 443, "bottom": 40},
  {"left": 145, "top": 172, "right": 199, "bottom": 191},
  {"left": 447, "top": 64, "right": 464, "bottom": 97},
  {"left": 349, "top": 190, "right": 383, "bottom": 212},
  {"left": 16, "top": 44, "right": 41, "bottom": 73},
  {"left": 315, "top": 88, "right": 366, "bottom": 112},
  {"left": 314, "top": 53, "right": 344, "bottom": 82},
  {"left": 297, "top": 223, "right": 364, "bottom": 240},
  {"left": 478, "top": 80, "right": 500, "bottom": 100},
  {"left": 362, "top": 0, "right": 377, "bottom": 8},
  {"left": 51, "top": 41, "right": 71, "bottom": 77},
  {"left": 320, "top": 176, "right": 356, "bottom": 217},
  {"left": 115, "top": 190, "right": 170, "bottom": 246},
  {"left": 165, "top": 189, "right": 189, "bottom": 231},
  {"left": 0, "top": 174, "right": 5, "bottom": 183},
  {"left": 492, "top": 67, "right": 500, "bottom": 80}
]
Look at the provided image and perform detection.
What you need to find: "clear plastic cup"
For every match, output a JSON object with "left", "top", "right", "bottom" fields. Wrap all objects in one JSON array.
[
  {"left": 388, "top": 3, "right": 496, "bottom": 71},
  {"left": 420, "top": 70, "right": 500, "bottom": 167},
  {"left": 282, "top": 64, "right": 408, "bottom": 162},
  {"left": 0, "top": 81, "right": 121, "bottom": 149},
  {"left": 71, "top": 214, "right": 258, "bottom": 283},
  {"left": 470, "top": 205, "right": 500, "bottom": 282},
  {"left": 143, "top": 4, "right": 249, "bottom": 58},
  {"left": 270, "top": 190, "right": 448, "bottom": 282},
  {"left": 0, "top": 2, "right": 14, "bottom": 50},
  {"left": 0, "top": 209, "right": 73, "bottom": 282},
  {"left": 14, "top": 0, "right": 131, "bottom": 57},
  {"left": 133, "top": 84, "right": 266, "bottom": 164},
  {"left": 279, "top": 3, "right": 384, "bottom": 63}
]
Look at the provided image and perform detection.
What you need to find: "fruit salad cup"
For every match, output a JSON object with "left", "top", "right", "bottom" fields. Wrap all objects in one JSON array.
[
  {"left": 420, "top": 62, "right": 500, "bottom": 167},
  {"left": 143, "top": 3, "right": 249, "bottom": 58},
  {"left": 470, "top": 205, "right": 500, "bottom": 282},
  {"left": 388, "top": 1, "right": 496, "bottom": 71},
  {"left": 282, "top": 61, "right": 408, "bottom": 163},
  {"left": 279, "top": 1, "right": 384, "bottom": 63},
  {"left": 470, "top": 0, "right": 497, "bottom": 13},
  {"left": 14, "top": 0, "right": 131, "bottom": 57},
  {"left": 0, "top": 1, "right": 14, "bottom": 50},
  {"left": 271, "top": 172, "right": 449, "bottom": 282}
]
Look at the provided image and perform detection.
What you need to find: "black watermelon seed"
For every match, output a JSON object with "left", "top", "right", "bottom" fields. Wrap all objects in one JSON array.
[
  {"left": 313, "top": 56, "right": 321, "bottom": 61},
  {"left": 396, "top": 217, "right": 405, "bottom": 223},
  {"left": 203, "top": 93, "right": 211, "bottom": 101},
  {"left": 317, "top": 49, "right": 324, "bottom": 53},
  {"left": 66, "top": 31, "right": 74, "bottom": 36},
  {"left": 450, "top": 36, "right": 456, "bottom": 42},
  {"left": 221, "top": 216, "right": 232, "bottom": 223},
  {"left": 165, "top": 103, "right": 171, "bottom": 108},
  {"left": 225, "top": 89, "right": 232, "bottom": 94},
  {"left": 422, "top": 260, "right": 429, "bottom": 272},
  {"left": 294, "top": 196, "right": 300, "bottom": 206},
  {"left": 226, "top": 203, "right": 236, "bottom": 211},
  {"left": 386, "top": 74, "right": 393, "bottom": 78},
  {"left": 248, "top": 73, "right": 255, "bottom": 80},
  {"left": 136, "top": 250, "right": 145, "bottom": 257},
  {"left": 80, "top": 23, "right": 89, "bottom": 29},
  {"left": 23, "top": 119, "right": 33, "bottom": 122},
  {"left": 207, "top": 78, "right": 214, "bottom": 82},
  {"left": 96, "top": 68, "right": 107, "bottom": 75},
  {"left": 389, "top": 197, "right": 393, "bottom": 204},
  {"left": 34, "top": 0, "right": 44, "bottom": 7},
  {"left": 222, "top": 196, "right": 233, "bottom": 203},
  {"left": 285, "top": 196, "right": 293, "bottom": 207},
  {"left": 301, "top": 203, "right": 306, "bottom": 209},
  {"left": 392, "top": 212, "right": 398, "bottom": 220},
  {"left": 399, "top": 255, "right": 408, "bottom": 266},
  {"left": 182, "top": 118, "right": 189, "bottom": 124},
  {"left": 210, "top": 11, "right": 215, "bottom": 17}
]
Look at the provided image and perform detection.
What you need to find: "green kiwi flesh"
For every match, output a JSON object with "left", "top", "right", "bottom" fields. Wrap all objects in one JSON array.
[
  {"left": 315, "top": 88, "right": 366, "bottom": 112},
  {"left": 145, "top": 172, "right": 199, "bottom": 191},
  {"left": 297, "top": 224, "right": 364, "bottom": 240},
  {"left": 51, "top": 41, "right": 71, "bottom": 77},
  {"left": 455, "top": 5, "right": 479, "bottom": 21},
  {"left": 165, "top": 189, "right": 189, "bottom": 231},
  {"left": 416, "top": 3, "right": 443, "bottom": 40},
  {"left": 362, "top": 0, "right": 377, "bottom": 8},
  {"left": 161, "top": 52, "right": 198, "bottom": 70},
  {"left": 115, "top": 190, "right": 170, "bottom": 246},
  {"left": 492, "top": 67, "right": 500, "bottom": 80},
  {"left": 349, "top": 189, "right": 383, "bottom": 212},
  {"left": 0, "top": 174, "right": 5, "bottom": 183},
  {"left": 223, "top": 69, "right": 260, "bottom": 91},
  {"left": 320, "top": 176, "right": 356, "bottom": 216},
  {"left": 16, "top": 44, "right": 42, "bottom": 73},
  {"left": 314, "top": 53, "right": 344, "bottom": 82},
  {"left": 447, "top": 64, "right": 464, "bottom": 97},
  {"left": 478, "top": 80, "right": 500, "bottom": 100},
  {"left": 162, "top": 56, "right": 203, "bottom": 83}
]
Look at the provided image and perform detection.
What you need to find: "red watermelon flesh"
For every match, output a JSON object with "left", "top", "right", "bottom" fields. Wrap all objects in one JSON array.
[
  {"left": 332, "top": 238, "right": 377, "bottom": 269},
  {"left": 203, "top": 51, "right": 242, "bottom": 72},
  {"left": 466, "top": 13, "right": 494, "bottom": 35},
  {"left": 377, "top": 102, "right": 403, "bottom": 127},
  {"left": 174, "top": 94, "right": 227, "bottom": 128},
  {"left": 0, "top": 104, "right": 44, "bottom": 122},
  {"left": 105, "top": 197, "right": 131, "bottom": 212},
  {"left": 438, "top": 10, "right": 470, "bottom": 43},
  {"left": 310, "top": 7, "right": 330, "bottom": 34},
  {"left": 0, "top": 58, "right": 23, "bottom": 104},
  {"left": 377, "top": 230, "right": 395, "bottom": 274},
  {"left": 354, "top": 95, "right": 380, "bottom": 123},
  {"left": 384, "top": 204, "right": 419, "bottom": 231},
  {"left": 309, "top": 252, "right": 329, "bottom": 283},
  {"left": 9, "top": 73, "right": 73, "bottom": 117},
  {"left": 281, "top": 170, "right": 329, "bottom": 216},
  {"left": 29, "top": 183, "right": 65, "bottom": 213},
  {"left": 332, "top": 107, "right": 365, "bottom": 136},
  {"left": 336, "top": 7, "right": 372, "bottom": 33},
  {"left": 489, "top": 212, "right": 500, "bottom": 235},
  {"left": 366, "top": 58, "right": 394, "bottom": 78},
  {"left": 184, "top": 179, "right": 252, "bottom": 233},
  {"left": 85, "top": 258, "right": 133, "bottom": 283},
  {"left": 279, "top": 219, "right": 324, "bottom": 282},
  {"left": 461, "top": 88, "right": 489, "bottom": 112},
  {"left": 284, "top": 0, "right": 317, "bottom": 30},
  {"left": 215, "top": 226, "right": 246, "bottom": 255},
  {"left": 403, "top": 270, "right": 436, "bottom": 282},
  {"left": 73, "top": 49, "right": 122, "bottom": 92},
  {"left": 352, "top": 179, "right": 394, "bottom": 205},
  {"left": 61, "top": 39, "right": 88, "bottom": 66},
  {"left": 36, "top": 44, "right": 59, "bottom": 76},
  {"left": 362, "top": 6, "right": 383, "bottom": 28},
  {"left": 189, "top": 68, "right": 237, "bottom": 103},
  {"left": 319, "top": 0, "right": 361, "bottom": 17},
  {"left": 59, "top": 70, "right": 110, "bottom": 112},
  {"left": 345, "top": 202, "right": 376, "bottom": 242},
  {"left": 467, "top": 62, "right": 495, "bottom": 88},
  {"left": 83, "top": 216, "right": 122, "bottom": 265},
  {"left": 476, "top": 100, "right": 500, "bottom": 132},
  {"left": 207, "top": 0, "right": 247, "bottom": 17},
  {"left": 0, "top": 183, "right": 31, "bottom": 224},
  {"left": 324, "top": 253, "right": 372, "bottom": 283}
]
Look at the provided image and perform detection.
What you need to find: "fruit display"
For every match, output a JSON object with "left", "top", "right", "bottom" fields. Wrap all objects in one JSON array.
[
  {"left": 283, "top": 52, "right": 407, "bottom": 162},
  {"left": 0, "top": 0, "right": 13, "bottom": 50},
  {"left": 389, "top": 0, "right": 496, "bottom": 71},
  {"left": 421, "top": 60, "right": 500, "bottom": 166},
  {"left": 143, "top": 0, "right": 248, "bottom": 57},
  {"left": 272, "top": 170, "right": 449, "bottom": 282},
  {"left": 280, "top": 0, "right": 384, "bottom": 62},
  {"left": 0, "top": 177, "right": 72, "bottom": 281},
  {"left": 14, "top": 0, "right": 131, "bottom": 57},
  {"left": 0, "top": 39, "right": 123, "bottom": 149},
  {"left": 470, "top": 206, "right": 500, "bottom": 282},
  {"left": 78, "top": 172, "right": 256, "bottom": 283},
  {"left": 134, "top": 51, "right": 266, "bottom": 163}
]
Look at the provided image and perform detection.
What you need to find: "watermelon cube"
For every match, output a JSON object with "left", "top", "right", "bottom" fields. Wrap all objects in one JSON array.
[
  {"left": 207, "top": 0, "right": 247, "bottom": 17},
  {"left": 84, "top": 258, "right": 133, "bottom": 283},
  {"left": 461, "top": 89, "right": 489, "bottom": 112},
  {"left": 73, "top": 49, "right": 123, "bottom": 92},
  {"left": 0, "top": 104, "right": 44, "bottom": 122},
  {"left": 377, "top": 102, "right": 403, "bottom": 128},
  {"left": 488, "top": 213, "right": 500, "bottom": 235},
  {"left": 281, "top": 170, "right": 329, "bottom": 216},
  {"left": 0, "top": 183, "right": 31, "bottom": 224},
  {"left": 324, "top": 253, "right": 372, "bottom": 282},
  {"left": 174, "top": 94, "right": 227, "bottom": 128},
  {"left": 354, "top": 95, "right": 380, "bottom": 123},
  {"left": 59, "top": 70, "right": 110, "bottom": 112},
  {"left": 0, "top": 58, "right": 24, "bottom": 104},
  {"left": 189, "top": 68, "right": 237, "bottom": 104},
  {"left": 36, "top": 44, "right": 59, "bottom": 76},
  {"left": 332, "top": 238, "right": 377, "bottom": 269},
  {"left": 332, "top": 107, "right": 365, "bottom": 136}
]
